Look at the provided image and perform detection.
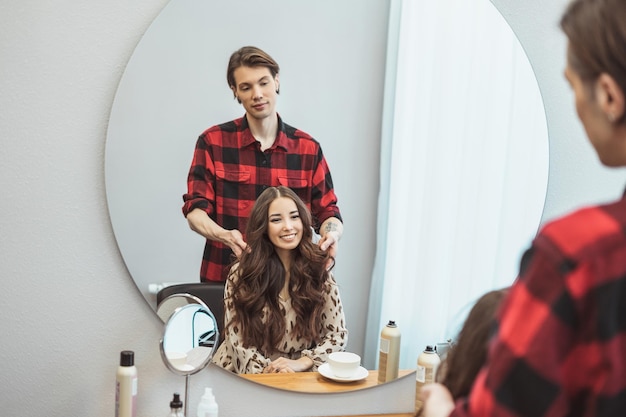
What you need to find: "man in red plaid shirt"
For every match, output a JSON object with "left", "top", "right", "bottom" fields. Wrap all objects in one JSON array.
[{"left": 182, "top": 46, "right": 343, "bottom": 282}]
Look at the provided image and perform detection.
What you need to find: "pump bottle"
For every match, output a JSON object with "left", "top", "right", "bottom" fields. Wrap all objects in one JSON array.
[
  {"left": 197, "top": 387, "right": 218, "bottom": 417},
  {"left": 115, "top": 350, "right": 138, "bottom": 417},
  {"left": 377, "top": 320, "right": 401, "bottom": 383},
  {"left": 415, "top": 345, "right": 441, "bottom": 414},
  {"left": 168, "top": 393, "right": 184, "bottom": 417}
]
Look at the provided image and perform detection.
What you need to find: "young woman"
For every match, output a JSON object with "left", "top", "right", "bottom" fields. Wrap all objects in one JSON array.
[{"left": 211, "top": 186, "right": 347, "bottom": 374}]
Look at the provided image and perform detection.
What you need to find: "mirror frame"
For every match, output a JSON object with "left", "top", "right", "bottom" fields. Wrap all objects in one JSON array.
[{"left": 158, "top": 293, "right": 219, "bottom": 376}]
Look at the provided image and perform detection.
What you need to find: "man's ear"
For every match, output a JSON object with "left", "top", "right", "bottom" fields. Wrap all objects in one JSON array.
[
  {"left": 597, "top": 73, "right": 625, "bottom": 122},
  {"left": 231, "top": 86, "right": 241, "bottom": 104}
]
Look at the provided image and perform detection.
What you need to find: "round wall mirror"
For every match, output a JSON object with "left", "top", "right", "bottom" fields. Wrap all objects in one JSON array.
[
  {"left": 106, "top": 0, "right": 548, "bottom": 393},
  {"left": 105, "top": 0, "right": 390, "bottom": 391}
]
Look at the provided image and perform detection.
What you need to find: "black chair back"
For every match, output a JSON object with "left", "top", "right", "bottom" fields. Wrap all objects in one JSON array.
[{"left": 156, "top": 282, "right": 226, "bottom": 343}]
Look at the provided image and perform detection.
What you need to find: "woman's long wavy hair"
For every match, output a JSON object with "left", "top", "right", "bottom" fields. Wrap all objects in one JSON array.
[
  {"left": 438, "top": 288, "right": 509, "bottom": 400},
  {"left": 226, "top": 186, "right": 335, "bottom": 355}
]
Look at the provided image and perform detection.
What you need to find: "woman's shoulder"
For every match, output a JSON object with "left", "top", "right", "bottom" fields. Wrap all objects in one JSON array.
[
  {"left": 324, "top": 272, "right": 341, "bottom": 293},
  {"left": 227, "top": 263, "right": 240, "bottom": 280}
]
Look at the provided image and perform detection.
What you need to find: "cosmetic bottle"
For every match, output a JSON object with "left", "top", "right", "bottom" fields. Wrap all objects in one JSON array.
[
  {"left": 115, "top": 350, "right": 138, "bottom": 417},
  {"left": 168, "top": 393, "right": 184, "bottom": 417},
  {"left": 377, "top": 320, "right": 401, "bottom": 383},
  {"left": 415, "top": 345, "right": 440, "bottom": 414},
  {"left": 197, "top": 387, "right": 218, "bottom": 417}
]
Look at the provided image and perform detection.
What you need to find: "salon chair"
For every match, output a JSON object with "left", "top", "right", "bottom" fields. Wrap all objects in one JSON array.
[{"left": 156, "top": 282, "right": 226, "bottom": 345}]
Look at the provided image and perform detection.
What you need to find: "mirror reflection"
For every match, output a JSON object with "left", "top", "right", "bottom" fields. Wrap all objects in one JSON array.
[
  {"left": 106, "top": 0, "right": 548, "bottom": 393},
  {"left": 106, "top": 0, "right": 389, "bottom": 390},
  {"left": 158, "top": 294, "right": 219, "bottom": 375}
]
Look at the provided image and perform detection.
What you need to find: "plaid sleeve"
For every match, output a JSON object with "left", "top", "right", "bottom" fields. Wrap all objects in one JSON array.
[
  {"left": 309, "top": 145, "right": 342, "bottom": 231},
  {"left": 182, "top": 134, "right": 216, "bottom": 217}
]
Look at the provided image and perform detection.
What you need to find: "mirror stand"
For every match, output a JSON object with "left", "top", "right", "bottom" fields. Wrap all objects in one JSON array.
[{"left": 183, "top": 374, "right": 190, "bottom": 417}]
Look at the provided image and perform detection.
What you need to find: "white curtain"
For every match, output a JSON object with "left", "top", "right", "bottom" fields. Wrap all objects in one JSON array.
[{"left": 364, "top": 0, "right": 549, "bottom": 370}]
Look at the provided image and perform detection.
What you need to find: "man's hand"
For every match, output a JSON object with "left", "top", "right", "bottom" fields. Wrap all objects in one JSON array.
[
  {"left": 318, "top": 230, "right": 339, "bottom": 251},
  {"left": 217, "top": 228, "right": 247, "bottom": 257},
  {"left": 318, "top": 218, "right": 343, "bottom": 261},
  {"left": 186, "top": 208, "right": 247, "bottom": 256},
  {"left": 421, "top": 383, "right": 455, "bottom": 417}
]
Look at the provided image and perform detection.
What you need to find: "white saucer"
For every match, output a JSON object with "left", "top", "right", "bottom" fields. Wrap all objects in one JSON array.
[{"left": 318, "top": 363, "right": 369, "bottom": 382}]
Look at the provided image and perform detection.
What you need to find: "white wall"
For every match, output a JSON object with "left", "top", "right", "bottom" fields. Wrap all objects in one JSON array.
[
  {"left": 2, "top": 1, "right": 624, "bottom": 417},
  {"left": 491, "top": 0, "right": 626, "bottom": 219}
]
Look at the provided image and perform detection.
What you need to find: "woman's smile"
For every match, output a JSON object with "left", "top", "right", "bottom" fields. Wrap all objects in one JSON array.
[
  {"left": 267, "top": 197, "right": 303, "bottom": 253},
  {"left": 280, "top": 233, "right": 297, "bottom": 241}
]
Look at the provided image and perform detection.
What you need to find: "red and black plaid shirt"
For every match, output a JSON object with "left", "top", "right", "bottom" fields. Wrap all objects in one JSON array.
[
  {"left": 453, "top": 189, "right": 626, "bottom": 417},
  {"left": 182, "top": 114, "right": 342, "bottom": 282}
]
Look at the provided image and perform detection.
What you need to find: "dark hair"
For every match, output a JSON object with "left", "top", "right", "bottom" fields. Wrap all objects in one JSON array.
[
  {"left": 561, "top": 0, "right": 626, "bottom": 122},
  {"left": 226, "top": 186, "right": 334, "bottom": 355},
  {"left": 437, "top": 288, "right": 509, "bottom": 400},
  {"left": 226, "top": 46, "right": 280, "bottom": 92}
]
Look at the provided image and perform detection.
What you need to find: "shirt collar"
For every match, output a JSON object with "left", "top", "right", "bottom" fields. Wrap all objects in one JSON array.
[{"left": 241, "top": 113, "right": 288, "bottom": 151}]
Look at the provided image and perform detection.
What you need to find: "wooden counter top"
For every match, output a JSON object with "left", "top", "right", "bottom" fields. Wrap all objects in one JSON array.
[
  {"left": 331, "top": 415, "right": 413, "bottom": 417},
  {"left": 240, "top": 368, "right": 415, "bottom": 394}
]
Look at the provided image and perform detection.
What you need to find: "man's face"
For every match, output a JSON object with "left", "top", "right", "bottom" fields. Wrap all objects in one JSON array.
[
  {"left": 231, "top": 65, "right": 279, "bottom": 121},
  {"left": 564, "top": 51, "right": 619, "bottom": 167}
]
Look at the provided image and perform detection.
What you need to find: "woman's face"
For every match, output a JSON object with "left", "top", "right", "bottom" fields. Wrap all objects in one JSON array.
[{"left": 267, "top": 197, "right": 303, "bottom": 255}]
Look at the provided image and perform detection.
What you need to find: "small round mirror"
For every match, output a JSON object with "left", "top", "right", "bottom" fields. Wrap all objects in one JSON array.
[{"left": 158, "top": 293, "right": 219, "bottom": 375}]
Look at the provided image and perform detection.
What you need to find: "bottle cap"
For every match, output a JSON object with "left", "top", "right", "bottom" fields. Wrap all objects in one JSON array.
[
  {"left": 120, "top": 350, "right": 134, "bottom": 366},
  {"left": 170, "top": 393, "right": 183, "bottom": 408},
  {"left": 386, "top": 320, "right": 397, "bottom": 327},
  {"left": 202, "top": 387, "right": 214, "bottom": 400},
  {"left": 424, "top": 345, "right": 436, "bottom": 353}
]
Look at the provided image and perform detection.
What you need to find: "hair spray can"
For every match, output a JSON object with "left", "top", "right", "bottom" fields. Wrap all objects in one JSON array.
[
  {"left": 377, "top": 320, "right": 401, "bottom": 383},
  {"left": 415, "top": 345, "right": 440, "bottom": 414}
]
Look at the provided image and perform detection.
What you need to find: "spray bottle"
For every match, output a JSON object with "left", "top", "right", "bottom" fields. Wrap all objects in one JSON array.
[
  {"left": 377, "top": 320, "right": 401, "bottom": 383},
  {"left": 415, "top": 345, "right": 441, "bottom": 414}
]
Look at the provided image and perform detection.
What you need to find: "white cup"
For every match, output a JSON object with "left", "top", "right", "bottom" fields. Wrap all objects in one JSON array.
[
  {"left": 327, "top": 351, "right": 361, "bottom": 378},
  {"left": 166, "top": 351, "right": 188, "bottom": 369}
]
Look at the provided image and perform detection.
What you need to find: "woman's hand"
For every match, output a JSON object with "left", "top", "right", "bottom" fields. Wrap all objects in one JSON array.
[{"left": 263, "top": 356, "right": 314, "bottom": 373}]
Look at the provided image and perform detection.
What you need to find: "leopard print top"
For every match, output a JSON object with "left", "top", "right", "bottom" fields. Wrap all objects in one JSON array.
[{"left": 211, "top": 270, "right": 348, "bottom": 374}]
